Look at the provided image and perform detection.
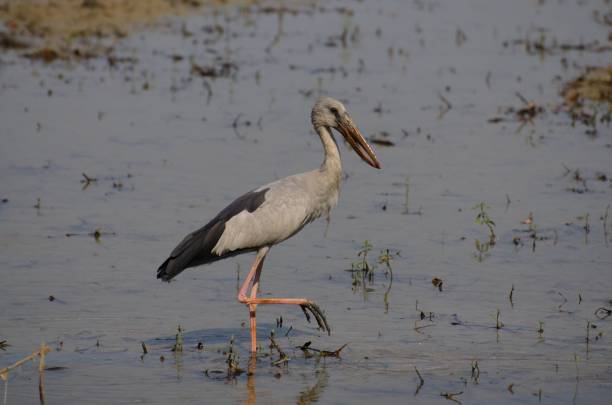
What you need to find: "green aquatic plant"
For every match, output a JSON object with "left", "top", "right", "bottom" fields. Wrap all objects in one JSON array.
[
  {"left": 225, "top": 336, "right": 243, "bottom": 378},
  {"left": 473, "top": 239, "right": 490, "bottom": 262},
  {"left": 473, "top": 202, "right": 496, "bottom": 245},
  {"left": 348, "top": 242, "right": 398, "bottom": 310},
  {"left": 349, "top": 240, "right": 374, "bottom": 296},
  {"left": 351, "top": 240, "right": 373, "bottom": 272},
  {"left": 378, "top": 249, "right": 394, "bottom": 313},
  {"left": 472, "top": 202, "right": 497, "bottom": 262},
  {"left": 495, "top": 309, "right": 504, "bottom": 330},
  {"left": 171, "top": 325, "right": 183, "bottom": 352}
]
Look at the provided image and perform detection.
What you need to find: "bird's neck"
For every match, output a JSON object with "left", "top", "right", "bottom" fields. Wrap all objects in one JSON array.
[{"left": 316, "top": 126, "right": 342, "bottom": 178}]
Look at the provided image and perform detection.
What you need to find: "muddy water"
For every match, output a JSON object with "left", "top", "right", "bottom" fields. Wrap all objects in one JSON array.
[{"left": 1, "top": 0, "right": 611, "bottom": 404}]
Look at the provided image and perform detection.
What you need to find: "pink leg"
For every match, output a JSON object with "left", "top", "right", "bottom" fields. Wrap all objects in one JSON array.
[
  {"left": 237, "top": 247, "right": 268, "bottom": 353},
  {"left": 237, "top": 247, "right": 330, "bottom": 353}
]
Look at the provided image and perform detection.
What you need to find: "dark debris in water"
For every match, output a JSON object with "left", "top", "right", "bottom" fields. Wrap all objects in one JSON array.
[
  {"left": 431, "top": 277, "right": 443, "bottom": 292},
  {"left": 25, "top": 48, "right": 62, "bottom": 63},
  {"left": 489, "top": 92, "right": 545, "bottom": 130},
  {"left": 369, "top": 132, "right": 395, "bottom": 147},
  {"left": 297, "top": 341, "right": 347, "bottom": 358},
  {"left": 440, "top": 390, "right": 463, "bottom": 404},
  {"left": 0, "top": 32, "right": 29, "bottom": 49},
  {"left": 44, "top": 366, "right": 68, "bottom": 371},
  {"left": 595, "top": 307, "right": 612, "bottom": 320},
  {"left": 64, "top": 229, "right": 116, "bottom": 241},
  {"left": 191, "top": 61, "right": 237, "bottom": 79},
  {"left": 504, "top": 36, "right": 612, "bottom": 56}
]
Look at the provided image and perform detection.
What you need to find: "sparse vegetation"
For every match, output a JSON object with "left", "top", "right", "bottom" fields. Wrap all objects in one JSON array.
[{"left": 171, "top": 325, "right": 183, "bottom": 353}]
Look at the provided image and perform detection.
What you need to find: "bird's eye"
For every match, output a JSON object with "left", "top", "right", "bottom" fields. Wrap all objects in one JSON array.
[{"left": 330, "top": 107, "right": 339, "bottom": 115}]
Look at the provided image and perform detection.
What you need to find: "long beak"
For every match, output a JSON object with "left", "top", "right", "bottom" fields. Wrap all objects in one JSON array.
[{"left": 336, "top": 116, "right": 381, "bottom": 169}]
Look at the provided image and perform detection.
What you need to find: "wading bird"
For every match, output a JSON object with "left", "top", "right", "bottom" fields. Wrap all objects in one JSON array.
[{"left": 157, "top": 97, "right": 381, "bottom": 352}]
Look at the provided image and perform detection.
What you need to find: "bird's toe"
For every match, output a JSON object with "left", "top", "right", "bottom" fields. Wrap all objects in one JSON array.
[{"left": 300, "top": 302, "right": 331, "bottom": 335}]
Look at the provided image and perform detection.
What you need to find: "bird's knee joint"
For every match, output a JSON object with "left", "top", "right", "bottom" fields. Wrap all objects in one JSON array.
[{"left": 238, "top": 294, "right": 255, "bottom": 308}]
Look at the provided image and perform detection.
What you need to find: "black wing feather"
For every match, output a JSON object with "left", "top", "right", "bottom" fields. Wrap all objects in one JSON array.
[{"left": 156, "top": 188, "right": 269, "bottom": 282}]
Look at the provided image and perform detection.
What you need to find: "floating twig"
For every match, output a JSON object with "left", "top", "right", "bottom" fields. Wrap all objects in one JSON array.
[
  {"left": 80, "top": 172, "right": 98, "bottom": 189},
  {"left": 232, "top": 113, "right": 247, "bottom": 140},
  {"left": 65, "top": 229, "right": 116, "bottom": 241},
  {"left": 414, "top": 320, "right": 435, "bottom": 334},
  {"left": 441, "top": 390, "right": 463, "bottom": 404},
  {"left": 414, "top": 367, "right": 424, "bottom": 395},
  {"left": 1, "top": 343, "right": 51, "bottom": 380},
  {"left": 437, "top": 92, "right": 452, "bottom": 119},
  {"left": 369, "top": 132, "right": 395, "bottom": 147},
  {"left": 297, "top": 342, "right": 347, "bottom": 358}
]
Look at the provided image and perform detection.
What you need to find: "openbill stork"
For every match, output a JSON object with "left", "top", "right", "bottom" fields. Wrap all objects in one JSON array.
[{"left": 157, "top": 97, "right": 381, "bottom": 352}]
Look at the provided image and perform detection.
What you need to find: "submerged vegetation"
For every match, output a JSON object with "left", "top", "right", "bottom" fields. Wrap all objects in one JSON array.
[
  {"left": 472, "top": 202, "right": 496, "bottom": 262},
  {"left": 347, "top": 241, "right": 397, "bottom": 311}
]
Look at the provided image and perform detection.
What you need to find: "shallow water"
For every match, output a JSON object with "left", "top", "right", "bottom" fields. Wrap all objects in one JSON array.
[{"left": 1, "top": 0, "right": 611, "bottom": 404}]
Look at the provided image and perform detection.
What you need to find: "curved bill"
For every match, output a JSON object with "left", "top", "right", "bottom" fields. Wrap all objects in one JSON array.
[{"left": 337, "top": 116, "right": 381, "bottom": 169}]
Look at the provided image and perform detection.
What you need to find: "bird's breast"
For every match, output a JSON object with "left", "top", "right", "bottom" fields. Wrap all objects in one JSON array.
[{"left": 211, "top": 172, "right": 340, "bottom": 255}]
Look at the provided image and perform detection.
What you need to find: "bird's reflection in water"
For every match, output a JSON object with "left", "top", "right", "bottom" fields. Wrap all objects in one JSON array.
[
  {"left": 245, "top": 355, "right": 257, "bottom": 405},
  {"left": 173, "top": 352, "right": 183, "bottom": 381},
  {"left": 242, "top": 354, "right": 330, "bottom": 405},
  {"left": 296, "top": 365, "right": 329, "bottom": 405}
]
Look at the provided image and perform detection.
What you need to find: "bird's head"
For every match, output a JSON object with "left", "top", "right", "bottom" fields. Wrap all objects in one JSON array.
[{"left": 311, "top": 97, "right": 381, "bottom": 169}]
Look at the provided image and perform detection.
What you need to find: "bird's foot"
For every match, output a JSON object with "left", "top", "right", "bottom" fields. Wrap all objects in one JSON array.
[{"left": 300, "top": 302, "right": 331, "bottom": 335}]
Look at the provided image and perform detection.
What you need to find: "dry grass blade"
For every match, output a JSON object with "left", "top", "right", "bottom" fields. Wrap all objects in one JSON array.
[
  {"left": 1, "top": 343, "right": 51, "bottom": 381},
  {"left": 269, "top": 332, "right": 289, "bottom": 366},
  {"left": 441, "top": 391, "right": 463, "bottom": 404},
  {"left": 414, "top": 367, "right": 424, "bottom": 395}
]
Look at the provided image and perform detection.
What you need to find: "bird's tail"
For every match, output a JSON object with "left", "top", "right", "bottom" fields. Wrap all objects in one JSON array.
[
  {"left": 157, "top": 257, "right": 180, "bottom": 282},
  {"left": 156, "top": 222, "right": 225, "bottom": 282}
]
